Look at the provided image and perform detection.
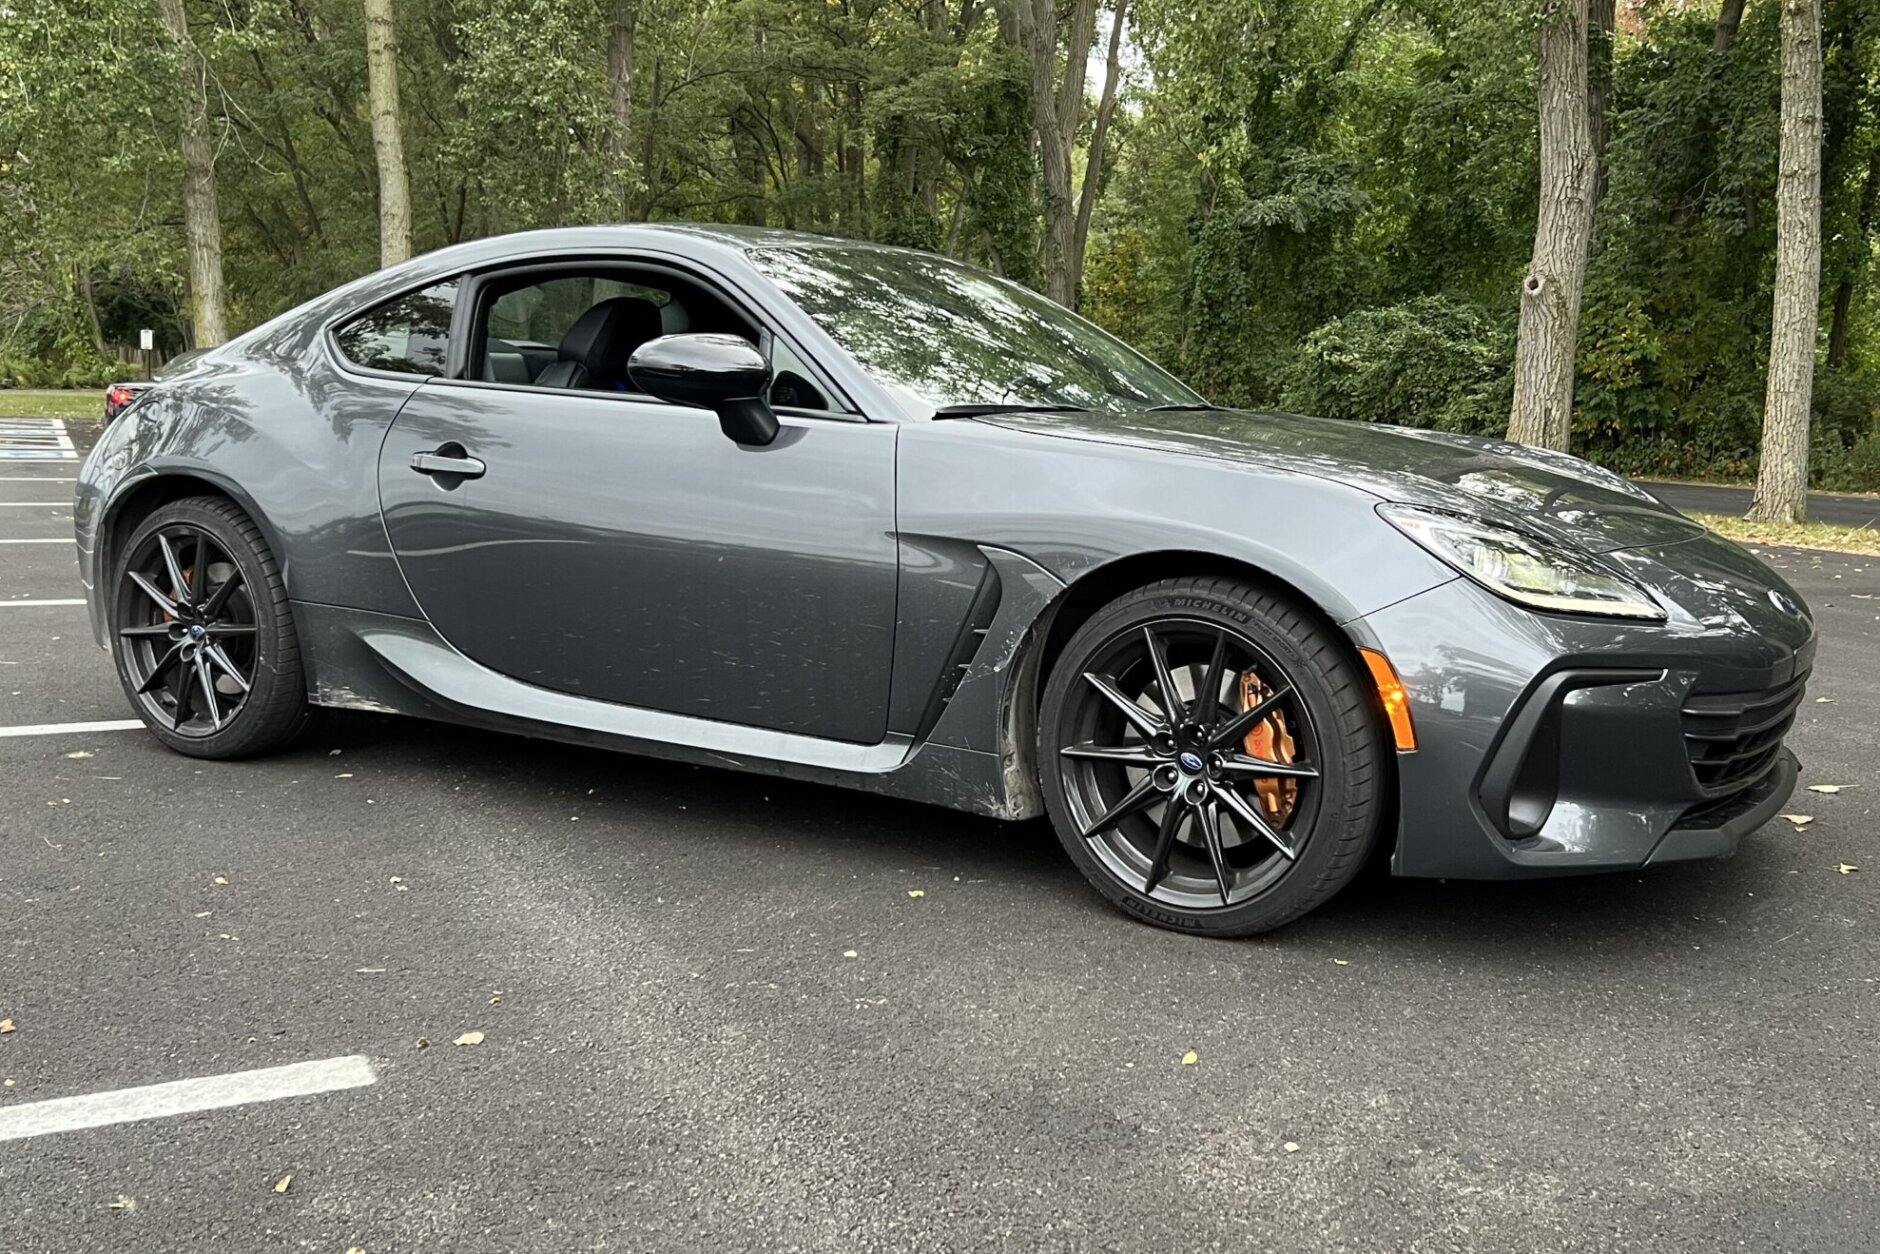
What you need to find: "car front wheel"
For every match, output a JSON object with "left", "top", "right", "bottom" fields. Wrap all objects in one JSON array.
[{"left": 1038, "top": 576, "right": 1386, "bottom": 936}]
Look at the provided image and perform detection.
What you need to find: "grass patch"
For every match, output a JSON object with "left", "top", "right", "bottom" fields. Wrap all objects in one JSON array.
[
  {"left": 0, "top": 390, "right": 103, "bottom": 420},
  {"left": 1693, "top": 513, "right": 1880, "bottom": 557}
]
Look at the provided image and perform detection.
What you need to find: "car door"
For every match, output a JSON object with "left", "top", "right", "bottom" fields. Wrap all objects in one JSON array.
[{"left": 374, "top": 268, "right": 899, "bottom": 746}]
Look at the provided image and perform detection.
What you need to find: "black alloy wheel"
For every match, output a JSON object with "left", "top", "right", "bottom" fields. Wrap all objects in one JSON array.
[
  {"left": 112, "top": 497, "right": 311, "bottom": 758},
  {"left": 1039, "top": 576, "right": 1385, "bottom": 936}
]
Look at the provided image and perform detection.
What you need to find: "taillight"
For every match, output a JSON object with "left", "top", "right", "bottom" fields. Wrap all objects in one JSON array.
[{"left": 107, "top": 386, "right": 133, "bottom": 407}]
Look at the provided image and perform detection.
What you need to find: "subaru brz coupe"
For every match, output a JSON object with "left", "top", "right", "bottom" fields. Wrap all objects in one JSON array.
[{"left": 75, "top": 226, "right": 1815, "bottom": 935}]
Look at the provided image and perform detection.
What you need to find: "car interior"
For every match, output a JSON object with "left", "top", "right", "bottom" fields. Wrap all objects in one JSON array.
[{"left": 476, "top": 268, "right": 833, "bottom": 411}]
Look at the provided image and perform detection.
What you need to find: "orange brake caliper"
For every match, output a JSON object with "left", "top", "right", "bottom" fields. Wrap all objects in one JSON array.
[{"left": 1237, "top": 671, "right": 1298, "bottom": 823}]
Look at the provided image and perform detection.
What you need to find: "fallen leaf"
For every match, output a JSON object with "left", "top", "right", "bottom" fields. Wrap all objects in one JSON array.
[
  {"left": 1816, "top": 697, "right": 1835, "bottom": 704},
  {"left": 0, "top": 1019, "right": 14, "bottom": 1034},
  {"left": 842, "top": 950, "right": 858, "bottom": 959},
  {"left": 3, "top": 1078, "right": 14, "bottom": 1087},
  {"left": 328, "top": 749, "right": 342, "bottom": 756},
  {"left": 1283, "top": 1141, "right": 1301, "bottom": 1154},
  {"left": 108, "top": 1196, "right": 136, "bottom": 1211},
  {"left": 414, "top": 1036, "right": 429, "bottom": 1050},
  {"left": 193, "top": 911, "right": 211, "bottom": 918},
  {"left": 335, "top": 773, "right": 353, "bottom": 779},
  {"left": 63, "top": 750, "right": 93, "bottom": 759},
  {"left": 1807, "top": 784, "right": 1853, "bottom": 794},
  {"left": 354, "top": 967, "right": 385, "bottom": 974},
  {"left": 212, "top": 876, "right": 228, "bottom": 885},
  {"left": 346, "top": 1248, "right": 366, "bottom": 1254},
  {"left": 1332, "top": 958, "right": 1349, "bottom": 966},
  {"left": 453, "top": 1031, "right": 485, "bottom": 1046},
  {"left": 1781, "top": 814, "right": 1815, "bottom": 826},
  {"left": 488, "top": 991, "right": 503, "bottom": 1005},
  {"left": 1180, "top": 1050, "right": 1198, "bottom": 1066},
  {"left": 273, "top": 1174, "right": 292, "bottom": 1194},
  {"left": 1837, "top": 863, "right": 1860, "bottom": 875},
  {"left": 906, "top": 889, "right": 925, "bottom": 898}
]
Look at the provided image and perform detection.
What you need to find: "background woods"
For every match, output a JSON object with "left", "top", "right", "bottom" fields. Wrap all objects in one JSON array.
[{"left": 3, "top": 0, "right": 1878, "bottom": 492}]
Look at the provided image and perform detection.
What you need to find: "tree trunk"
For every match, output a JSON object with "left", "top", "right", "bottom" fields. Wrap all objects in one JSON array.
[
  {"left": 1508, "top": 0, "right": 1597, "bottom": 452},
  {"left": 1750, "top": 0, "right": 1825, "bottom": 524},
  {"left": 157, "top": 0, "right": 228, "bottom": 347},
  {"left": 1586, "top": 0, "right": 1615, "bottom": 216},
  {"left": 1714, "top": 0, "right": 1747, "bottom": 54},
  {"left": 606, "top": 0, "right": 639, "bottom": 217},
  {"left": 1070, "top": 0, "right": 1129, "bottom": 294},
  {"left": 1018, "top": 0, "right": 1096, "bottom": 305},
  {"left": 1827, "top": 148, "right": 1879, "bottom": 366},
  {"left": 364, "top": 0, "right": 413, "bottom": 266},
  {"left": 76, "top": 267, "right": 109, "bottom": 360}
]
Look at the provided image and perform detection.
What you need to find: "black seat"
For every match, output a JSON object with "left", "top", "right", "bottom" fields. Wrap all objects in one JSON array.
[{"left": 533, "top": 297, "right": 665, "bottom": 390}]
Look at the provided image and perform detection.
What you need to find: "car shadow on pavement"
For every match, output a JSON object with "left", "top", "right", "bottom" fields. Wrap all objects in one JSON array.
[{"left": 311, "top": 710, "right": 1781, "bottom": 959}]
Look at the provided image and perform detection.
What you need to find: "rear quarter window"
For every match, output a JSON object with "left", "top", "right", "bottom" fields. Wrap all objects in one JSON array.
[{"left": 334, "top": 282, "right": 458, "bottom": 376}]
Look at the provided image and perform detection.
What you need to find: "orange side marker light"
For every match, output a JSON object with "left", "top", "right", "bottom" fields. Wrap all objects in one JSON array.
[{"left": 1358, "top": 648, "right": 1417, "bottom": 752}]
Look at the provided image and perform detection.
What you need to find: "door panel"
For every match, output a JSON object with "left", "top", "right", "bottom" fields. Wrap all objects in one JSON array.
[{"left": 377, "top": 383, "right": 898, "bottom": 744}]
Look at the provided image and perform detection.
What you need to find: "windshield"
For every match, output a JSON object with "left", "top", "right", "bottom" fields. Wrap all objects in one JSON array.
[{"left": 748, "top": 246, "right": 1207, "bottom": 414}]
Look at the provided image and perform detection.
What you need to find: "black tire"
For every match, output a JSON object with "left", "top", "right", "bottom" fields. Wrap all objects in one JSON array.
[
  {"left": 110, "top": 496, "right": 312, "bottom": 759},
  {"left": 1037, "top": 576, "right": 1385, "bottom": 936}
]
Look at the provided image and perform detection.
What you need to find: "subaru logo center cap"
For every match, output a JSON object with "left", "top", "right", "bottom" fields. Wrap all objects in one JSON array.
[{"left": 1177, "top": 752, "right": 1204, "bottom": 774}]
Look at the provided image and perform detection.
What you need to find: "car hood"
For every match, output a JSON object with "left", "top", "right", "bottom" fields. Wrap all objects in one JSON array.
[{"left": 974, "top": 407, "right": 1707, "bottom": 555}]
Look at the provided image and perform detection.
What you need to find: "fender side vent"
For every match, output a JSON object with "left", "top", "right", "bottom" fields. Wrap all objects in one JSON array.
[{"left": 912, "top": 562, "right": 1004, "bottom": 741}]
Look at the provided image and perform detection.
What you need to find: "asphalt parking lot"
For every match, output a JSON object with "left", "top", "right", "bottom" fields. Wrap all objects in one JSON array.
[{"left": 2, "top": 415, "right": 1877, "bottom": 1253}]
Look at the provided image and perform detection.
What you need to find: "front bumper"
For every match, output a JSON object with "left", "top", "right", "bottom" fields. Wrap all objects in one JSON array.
[{"left": 1355, "top": 566, "right": 1812, "bottom": 879}]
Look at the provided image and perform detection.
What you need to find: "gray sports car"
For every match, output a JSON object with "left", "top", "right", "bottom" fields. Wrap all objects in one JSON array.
[{"left": 74, "top": 225, "right": 1815, "bottom": 935}]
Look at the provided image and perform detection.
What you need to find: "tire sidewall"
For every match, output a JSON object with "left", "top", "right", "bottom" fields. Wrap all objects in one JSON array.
[{"left": 1038, "top": 582, "right": 1381, "bottom": 936}]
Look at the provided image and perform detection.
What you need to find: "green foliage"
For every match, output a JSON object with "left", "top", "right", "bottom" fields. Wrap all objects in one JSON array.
[
  {"left": 1280, "top": 295, "right": 1511, "bottom": 432},
  {"left": 4, "top": 0, "right": 1880, "bottom": 489}
]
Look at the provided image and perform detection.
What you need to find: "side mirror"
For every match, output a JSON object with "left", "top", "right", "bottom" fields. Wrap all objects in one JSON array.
[{"left": 626, "top": 333, "right": 779, "bottom": 446}]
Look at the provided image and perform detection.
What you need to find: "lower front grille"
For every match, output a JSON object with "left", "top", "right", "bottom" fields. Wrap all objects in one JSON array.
[{"left": 1681, "top": 671, "right": 1809, "bottom": 797}]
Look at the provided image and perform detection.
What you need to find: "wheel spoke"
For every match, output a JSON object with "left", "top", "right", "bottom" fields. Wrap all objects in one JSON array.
[
  {"left": 169, "top": 652, "right": 196, "bottom": 728},
  {"left": 128, "top": 571, "right": 179, "bottom": 618},
  {"left": 1142, "top": 797, "right": 1184, "bottom": 894},
  {"left": 1217, "top": 753, "right": 1319, "bottom": 780},
  {"left": 1212, "top": 782, "right": 1299, "bottom": 860},
  {"left": 204, "top": 623, "right": 256, "bottom": 637},
  {"left": 118, "top": 623, "right": 173, "bottom": 639},
  {"left": 157, "top": 533, "right": 190, "bottom": 604},
  {"left": 136, "top": 643, "right": 184, "bottom": 695},
  {"left": 204, "top": 643, "right": 251, "bottom": 693},
  {"left": 189, "top": 532, "right": 208, "bottom": 602},
  {"left": 1082, "top": 672, "right": 1165, "bottom": 739},
  {"left": 1142, "top": 626, "right": 1182, "bottom": 722},
  {"left": 194, "top": 655, "right": 222, "bottom": 731},
  {"left": 1196, "top": 630, "right": 1229, "bottom": 726},
  {"left": 1207, "top": 684, "right": 1293, "bottom": 749},
  {"left": 1195, "top": 798, "right": 1234, "bottom": 905},
  {"left": 201, "top": 569, "right": 245, "bottom": 620},
  {"left": 1079, "top": 771, "right": 1162, "bottom": 840},
  {"left": 1059, "top": 742, "right": 1162, "bottom": 768}
]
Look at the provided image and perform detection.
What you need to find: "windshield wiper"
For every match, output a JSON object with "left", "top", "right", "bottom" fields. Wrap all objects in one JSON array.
[
  {"left": 932, "top": 402, "right": 1089, "bottom": 418},
  {"left": 1145, "top": 402, "right": 1230, "bottom": 412}
]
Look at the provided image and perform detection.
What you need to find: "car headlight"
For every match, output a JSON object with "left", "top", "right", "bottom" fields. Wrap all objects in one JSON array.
[{"left": 1379, "top": 504, "right": 1665, "bottom": 621}]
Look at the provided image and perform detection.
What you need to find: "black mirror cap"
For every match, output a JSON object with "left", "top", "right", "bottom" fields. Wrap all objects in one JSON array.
[{"left": 627, "top": 333, "right": 780, "bottom": 445}]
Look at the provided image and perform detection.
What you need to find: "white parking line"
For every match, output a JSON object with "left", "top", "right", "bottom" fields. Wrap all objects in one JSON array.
[
  {"left": 0, "top": 719, "right": 144, "bottom": 737},
  {"left": 0, "top": 476, "right": 76, "bottom": 482},
  {"left": 0, "top": 503, "right": 75, "bottom": 507},
  {"left": 0, "top": 539, "right": 73, "bottom": 545},
  {"left": 0, "top": 598, "right": 84, "bottom": 607},
  {"left": 0, "top": 1055, "right": 377, "bottom": 1143}
]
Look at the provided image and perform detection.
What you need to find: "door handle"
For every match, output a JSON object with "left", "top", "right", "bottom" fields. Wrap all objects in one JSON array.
[{"left": 410, "top": 446, "right": 486, "bottom": 480}]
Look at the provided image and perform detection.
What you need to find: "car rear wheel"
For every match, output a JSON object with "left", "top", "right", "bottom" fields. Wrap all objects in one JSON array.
[
  {"left": 1038, "top": 576, "right": 1386, "bottom": 936},
  {"left": 111, "top": 496, "right": 312, "bottom": 759}
]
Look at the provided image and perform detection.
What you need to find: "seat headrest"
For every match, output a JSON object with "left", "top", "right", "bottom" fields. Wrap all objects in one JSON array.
[{"left": 556, "top": 297, "right": 665, "bottom": 385}]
